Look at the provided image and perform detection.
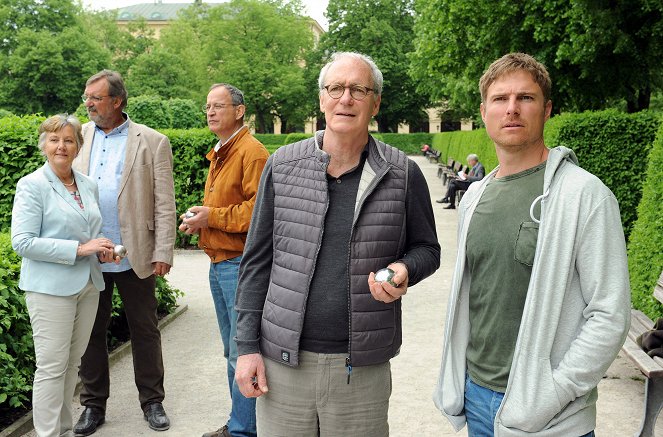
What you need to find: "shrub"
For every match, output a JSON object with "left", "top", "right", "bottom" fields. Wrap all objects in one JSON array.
[
  {"left": 551, "top": 110, "right": 661, "bottom": 239},
  {"left": 0, "top": 232, "right": 183, "bottom": 413},
  {"left": 162, "top": 128, "right": 217, "bottom": 248},
  {"left": 378, "top": 133, "right": 434, "bottom": 155},
  {"left": 254, "top": 134, "right": 289, "bottom": 146},
  {"left": 126, "top": 95, "right": 172, "bottom": 130},
  {"left": 432, "top": 129, "right": 496, "bottom": 171},
  {"left": 0, "top": 233, "right": 33, "bottom": 409},
  {"left": 0, "top": 109, "right": 13, "bottom": 118},
  {"left": 73, "top": 104, "right": 89, "bottom": 123},
  {"left": 628, "top": 123, "right": 663, "bottom": 319},
  {"left": 0, "top": 115, "right": 45, "bottom": 231},
  {"left": 168, "top": 98, "right": 206, "bottom": 129},
  {"left": 283, "top": 132, "right": 313, "bottom": 145}
]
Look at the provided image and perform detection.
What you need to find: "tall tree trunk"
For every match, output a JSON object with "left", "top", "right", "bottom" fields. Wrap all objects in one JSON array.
[{"left": 627, "top": 85, "right": 651, "bottom": 113}]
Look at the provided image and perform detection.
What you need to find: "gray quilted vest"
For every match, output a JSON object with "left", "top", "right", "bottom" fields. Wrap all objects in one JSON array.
[{"left": 260, "top": 131, "right": 408, "bottom": 368}]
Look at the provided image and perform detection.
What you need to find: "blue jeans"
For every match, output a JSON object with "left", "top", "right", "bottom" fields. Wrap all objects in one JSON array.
[
  {"left": 209, "top": 257, "right": 256, "bottom": 437},
  {"left": 464, "top": 375, "right": 594, "bottom": 437}
]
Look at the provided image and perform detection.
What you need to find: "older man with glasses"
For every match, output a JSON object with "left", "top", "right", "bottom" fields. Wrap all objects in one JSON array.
[
  {"left": 180, "top": 83, "right": 269, "bottom": 437},
  {"left": 73, "top": 69, "right": 176, "bottom": 435},
  {"left": 232, "top": 51, "right": 440, "bottom": 437}
]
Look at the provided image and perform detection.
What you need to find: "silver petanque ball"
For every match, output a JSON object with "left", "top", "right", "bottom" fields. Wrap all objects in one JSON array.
[
  {"left": 113, "top": 244, "right": 127, "bottom": 259},
  {"left": 184, "top": 210, "right": 196, "bottom": 219},
  {"left": 375, "top": 268, "right": 397, "bottom": 287}
]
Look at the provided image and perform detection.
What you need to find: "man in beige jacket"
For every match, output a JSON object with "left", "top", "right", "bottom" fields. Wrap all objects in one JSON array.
[{"left": 73, "top": 69, "right": 176, "bottom": 435}]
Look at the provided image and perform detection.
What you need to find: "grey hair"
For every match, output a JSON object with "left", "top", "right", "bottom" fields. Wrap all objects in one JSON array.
[
  {"left": 467, "top": 154, "right": 479, "bottom": 162},
  {"left": 318, "top": 52, "right": 383, "bottom": 96},
  {"left": 38, "top": 114, "right": 84, "bottom": 157},
  {"left": 86, "top": 69, "right": 128, "bottom": 110},
  {"left": 209, "top": 83, "right": 245, "bottom": 106}
]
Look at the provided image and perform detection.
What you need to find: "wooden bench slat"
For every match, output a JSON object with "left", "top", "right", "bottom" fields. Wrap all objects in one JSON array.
[{"left": 622, "top": 336, "right": 663, "bottom": 378}]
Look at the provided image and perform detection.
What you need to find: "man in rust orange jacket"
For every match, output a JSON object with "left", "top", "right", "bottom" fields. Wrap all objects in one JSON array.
[{"left": 180, "top": 83, "right": 268, "bottom": 437}]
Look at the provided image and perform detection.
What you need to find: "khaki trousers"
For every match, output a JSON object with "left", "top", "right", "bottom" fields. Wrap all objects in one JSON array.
[
  {"left": 26, "top": 281, "right": 99, "bottom": 437},
  {"left": 257, "top": 351, "right": 391, "bottom": 437}
]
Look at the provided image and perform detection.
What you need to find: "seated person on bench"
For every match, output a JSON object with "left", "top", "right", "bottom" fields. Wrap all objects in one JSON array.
[{"left": 436, "top": 153, "right": 485, "bottom": 208}]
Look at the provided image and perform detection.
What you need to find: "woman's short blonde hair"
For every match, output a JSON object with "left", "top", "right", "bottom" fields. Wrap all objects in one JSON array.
[
  {"left": 38, "top": 114, "right": 84, "bottom": 156},
  {"left": 479, "top": 53, "right": 552, "bottom": 104}
]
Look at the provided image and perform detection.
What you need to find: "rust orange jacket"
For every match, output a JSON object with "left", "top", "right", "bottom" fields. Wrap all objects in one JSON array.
[{"left": 199, "top": 126, "right": 269, "bottom": 263}]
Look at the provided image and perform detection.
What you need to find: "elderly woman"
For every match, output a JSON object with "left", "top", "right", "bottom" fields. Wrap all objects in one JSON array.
[{"left": 11, "top": 114, "right": 118, "bottom": 437}]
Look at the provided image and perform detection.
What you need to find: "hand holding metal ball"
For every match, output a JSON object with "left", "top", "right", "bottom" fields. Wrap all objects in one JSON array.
[
  {"left": 113, "top": 244, "right": 127, "bottom": 259},
  {"left": 375, "top": 267, "right": 397, "bottom": 287}
]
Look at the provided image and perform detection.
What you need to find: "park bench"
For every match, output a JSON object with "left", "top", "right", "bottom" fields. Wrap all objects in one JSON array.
[
  {"left": 442, "top": 161, "right": 463, "bottom": 186},
  {"left": 438, "top": 158, "right": 455, "bottom": 182},
  {"left": 427, "top": 149, "right": 442, "bottom": 163},
  {"left": 621, "top": 269, "right": 663, "bottom": 437}
]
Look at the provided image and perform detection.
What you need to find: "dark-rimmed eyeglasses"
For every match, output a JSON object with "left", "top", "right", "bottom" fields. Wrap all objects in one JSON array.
[
  {"left": 81, "top": 94, "right": 110, "bottom": 103},
  {"left": 202, "top": 103, "right": 239, "bottom": 113},
  {"left": 323, "top": 84, "right": 375, "bottom": 101}
]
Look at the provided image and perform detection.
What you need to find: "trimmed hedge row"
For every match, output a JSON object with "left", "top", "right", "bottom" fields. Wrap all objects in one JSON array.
[
  {"left": 433, "top": 110, "right": 662, "bottom": 241},
  {"left": 628, "top": 123, "right": 663, "bottom": 320},
  {"left": 551, "top": 110, "right": 661, "bottom": 239}
]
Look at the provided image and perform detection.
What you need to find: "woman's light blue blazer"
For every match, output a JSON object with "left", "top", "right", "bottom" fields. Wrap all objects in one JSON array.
[{"left": 11, "top": 162, "right": 106, "bottom": 296}]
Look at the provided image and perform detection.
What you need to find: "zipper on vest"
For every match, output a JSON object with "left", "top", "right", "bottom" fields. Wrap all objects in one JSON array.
[{"left": 345, "top": 356, "right": 352, "bottom": 384}]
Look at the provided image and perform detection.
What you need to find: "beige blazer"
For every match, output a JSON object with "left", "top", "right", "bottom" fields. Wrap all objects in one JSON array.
[{"left": 73, "top": 119, "right": 176, "bottom": 279}]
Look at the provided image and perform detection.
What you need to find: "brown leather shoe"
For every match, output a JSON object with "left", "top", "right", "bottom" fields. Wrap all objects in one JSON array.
[{"left": 202, "top": 425, "right": 231, "bottom": 437}]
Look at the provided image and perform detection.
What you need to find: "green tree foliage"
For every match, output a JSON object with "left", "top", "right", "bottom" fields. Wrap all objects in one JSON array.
[
  {"left": 410, "top": 0, "right": 663, "bottom": 117},
  {"left": 125, "top": 14, "right": 206, "bottom": 101},
  {"left": 318, "top": 0, "right": 430, "bottom": 132},
  {"left": 196, "top": 0, "right": 313, "bottom": 133},
  {"left": 79, "top": 13, "right": 157, "bottom": 77},
  {"left": 0, "top": 0, "right": 78, "bottom": 54},
  {"left": 0, "top": 0, "right": 110, "bottom": 115},
  {"left": 0, "top": 27, "right": 110, "bottom": 115}
]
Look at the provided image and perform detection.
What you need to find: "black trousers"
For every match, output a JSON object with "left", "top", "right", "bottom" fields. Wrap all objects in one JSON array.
[
  {"left": 445, "top": 179, "right": 472, "bottom": 203},
  {"left": 78, "top": 269, "right": 164, "bottom": 412}
]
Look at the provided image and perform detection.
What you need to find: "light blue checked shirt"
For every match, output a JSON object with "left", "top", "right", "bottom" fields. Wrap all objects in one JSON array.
[{"left": 89, "top": 117, "right": 131, "bottom": 273}]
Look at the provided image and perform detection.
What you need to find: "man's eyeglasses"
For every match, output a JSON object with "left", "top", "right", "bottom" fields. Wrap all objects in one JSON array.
[
  {"left": 202, "top": 103, "right": 239, "bottom": 113},
  {"left": 81, "top": 94, "right": 110, "bottom": 103},
  {"left": 323, "top": 84, "right": 375, "bottom": 101}
]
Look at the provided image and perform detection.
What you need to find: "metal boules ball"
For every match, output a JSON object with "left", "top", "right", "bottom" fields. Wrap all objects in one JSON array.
[
  {"left": 113, "top": 244, "right": 127, "bottom": 259},
  {"left": 375, "top": 267, "right": 397, "bottom": 287},
  {"left": 184, "top": 210, "right": 196, "bottom": 219}
]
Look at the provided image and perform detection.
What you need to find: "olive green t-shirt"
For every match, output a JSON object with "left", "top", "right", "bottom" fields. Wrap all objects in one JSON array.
[{"left": 465, "top": 162, "right": 546, "bottom": 392}]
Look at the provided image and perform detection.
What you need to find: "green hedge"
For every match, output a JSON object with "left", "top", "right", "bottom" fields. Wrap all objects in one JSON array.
[
  {"left": 432, "top": 129, "right": 497, "bottom": 171},
  {"left": 551, "top": 110, "right": 661, "bottom": 239},
  {"left": 254, "top": 134, "right": 289, "bottom": 146},
  {"left": 126, "top": 95, "right": 173, "bottom": 130},
  {"left": 162, "top": 128, "right": 217, "bottom": 248},
  {"left": 0, "top": 232, "right": 182, "bottom": 413},
  {"left": 283, "top": 132, "right": 313, "bottom": 145},
  {"left": 378, "top": 133, "right": 434, "bottom": 155},
  {"left": 431, "top": 110, "right": 662, "bottom": 241},
  {"left": 0, "top": 115, "right": 44, "bottom": 232},
  {"left": 628, "top": 123, "right": 663, "bottom": 319}
]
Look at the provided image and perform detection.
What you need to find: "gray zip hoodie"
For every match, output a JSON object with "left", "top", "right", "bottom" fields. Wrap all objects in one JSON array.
[{"left": 434, "top": 146, "right": 631, "bottom": 436}]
